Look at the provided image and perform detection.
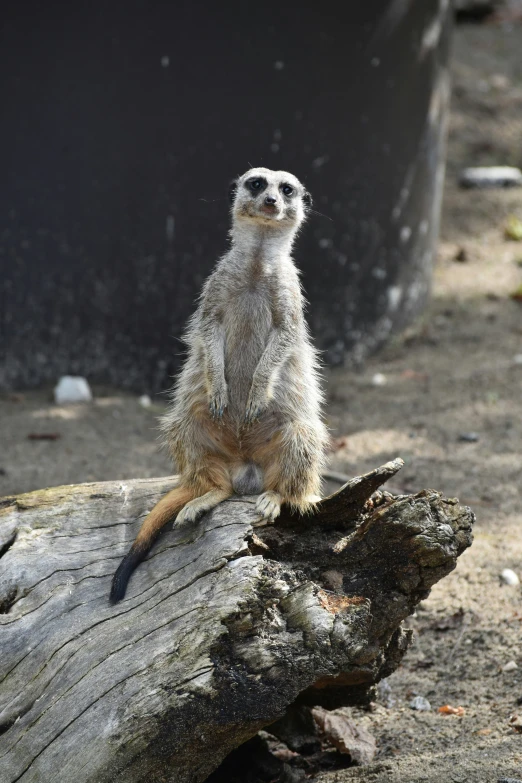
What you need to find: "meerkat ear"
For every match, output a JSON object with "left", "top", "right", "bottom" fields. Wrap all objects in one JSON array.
[
  {"left": 229, "top": 179, "right": 238, "bottom": 204},
  {"left": 303, "top": 190, "right": 313, "bottom": 208}
]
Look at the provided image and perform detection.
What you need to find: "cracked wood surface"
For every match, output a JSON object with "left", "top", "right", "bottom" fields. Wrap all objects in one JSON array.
[{"left": 0, "top": 461, "right": 474, "bottom": 783}]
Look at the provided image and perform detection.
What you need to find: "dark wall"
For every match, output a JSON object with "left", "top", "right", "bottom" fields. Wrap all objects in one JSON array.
[{"left": 0, "top": 0, "right": 452, "bottom": 392}]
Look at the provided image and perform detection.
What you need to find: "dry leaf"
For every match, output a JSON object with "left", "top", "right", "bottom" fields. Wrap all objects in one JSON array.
[
  {"left": 400, "top": 369, "right": 429, "bottom": 381},
  {"left": 508, "top": 714, "right": 522, "bottom": 732},
  {"left": 438, "top": 705, "right": 465, "bottom": 716},
  {"left": 311, "top": 706, "right": 376, "bottom": 765},
  {"left": 505, "top": 215, "right": 522, "bottom": 241},
  {"left": 510, "top": 284, "right": 522, "bottom": 303},
  {"left": 270, "top": 747, "right": 300, "bottom": 762}
]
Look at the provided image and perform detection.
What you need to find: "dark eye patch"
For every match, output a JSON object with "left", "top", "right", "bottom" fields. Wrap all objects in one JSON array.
[
  {"left": 246, "top": 177, "right": 267, "bottom": 193},
  {"left": 281, "top": 184, "right": 294, "bottom": 196}
]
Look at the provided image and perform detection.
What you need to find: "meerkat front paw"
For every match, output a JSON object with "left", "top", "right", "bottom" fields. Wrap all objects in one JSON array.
[
  {"left": 244, "top": 391, "right": 268, "bottom": 424},
  {"left": 253, "top": 491, "right": 281, "bottom": 526},
  {"left": 209, "top": 386, "right": 228, "bottom": 419}
]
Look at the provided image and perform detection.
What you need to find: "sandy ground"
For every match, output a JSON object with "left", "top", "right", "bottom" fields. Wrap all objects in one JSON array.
[{"left": 2, "top": 19, "right": 522, "bottom": 783}]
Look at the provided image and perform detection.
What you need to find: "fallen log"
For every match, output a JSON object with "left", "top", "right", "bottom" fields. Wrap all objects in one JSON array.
[{"left": 0, "top": 459, "right": 474, "bottom": 783}]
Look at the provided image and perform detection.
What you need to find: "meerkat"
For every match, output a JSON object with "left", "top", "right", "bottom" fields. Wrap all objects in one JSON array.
[{"left": 110, "top": 167, "right": 329, "bottom": 603}]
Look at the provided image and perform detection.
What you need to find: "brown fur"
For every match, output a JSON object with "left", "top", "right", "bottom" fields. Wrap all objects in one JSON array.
[{"left": 134, "top": 485, "right": 197, "bottom": 548}]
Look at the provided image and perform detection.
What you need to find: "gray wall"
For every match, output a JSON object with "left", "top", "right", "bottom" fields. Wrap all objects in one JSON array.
[{"left": 0, "top": 0, "right": 452, "bottom": 392}]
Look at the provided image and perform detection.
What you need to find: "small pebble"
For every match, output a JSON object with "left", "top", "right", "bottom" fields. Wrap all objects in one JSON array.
[
  {"left": 500, "top": 569, "right": 520, "bottom": 586},
  {"left": 490, "top": 74, "right": 510, "bottom": 91},
  {"left": 514, "top": 354, "right": 522, "bottom": 365},
  {"left": 459, "top": 166, "right": 522, "bottom": 189},
  {"left": 372, "top": 373, "right": 387, "bottom": 387},
  {"left": 139, "top": 394, "right": 152, "bottom": 408},
  {"left": 54, "top": 376, "right": 92, "bottom": 404},
  {"left": 410, "top": 696, "right": 431, "bottom": 711},
  {"left": 458, "top": 432, "right": 479, "bottom": 443},
  {"left": 502, "top": 661, "right": 518, "bottom": 673}
]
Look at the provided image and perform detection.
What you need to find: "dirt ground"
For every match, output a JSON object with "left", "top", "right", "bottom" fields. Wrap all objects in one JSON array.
[{"left": 2, "top": 19, "right": 522, "bottom": 783}]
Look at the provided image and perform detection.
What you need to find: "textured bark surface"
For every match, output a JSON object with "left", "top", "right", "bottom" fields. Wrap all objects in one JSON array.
[{"left": 0, "top": 460, "right": 474, "bottom": 783}]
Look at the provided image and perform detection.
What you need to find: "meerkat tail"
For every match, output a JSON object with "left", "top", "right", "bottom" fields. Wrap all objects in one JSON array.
[{"left": 110, "top": 484, "right": 195, "bottom": 604}]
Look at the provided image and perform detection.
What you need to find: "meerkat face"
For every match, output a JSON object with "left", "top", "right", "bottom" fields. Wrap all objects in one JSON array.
[{"left": 230, "top": 167, "right": 312, "bottom": 229}]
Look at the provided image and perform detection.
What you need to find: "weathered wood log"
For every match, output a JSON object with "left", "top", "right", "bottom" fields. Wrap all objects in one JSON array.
[{"left": 0, "top": 460, "right": 474, "bottom": 783}]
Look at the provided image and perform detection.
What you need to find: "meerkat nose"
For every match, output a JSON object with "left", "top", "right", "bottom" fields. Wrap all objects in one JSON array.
[{"left": 264, "top": 195, "right": 277, "bottom": 205}]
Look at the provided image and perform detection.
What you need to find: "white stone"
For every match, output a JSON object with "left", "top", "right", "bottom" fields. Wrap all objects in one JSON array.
[
  {"left": 372, "top": 373, "right": 388, "bottom": 387},
  {"left": 54, "top": 376, "right": 92, "bottom": 405},
  {"left": 460, "top": 166, "right": 522, "bottom": 189},
  {"left": 513, "top": 354, "right": 522, "bottom": 366},
  {"left": 139, "top": 394, "right": 152, "bottom": 408},
  {"left": 410, "top": 696, "right": 431, "bottom": 711},
  {"left": 502, "top": 660, "right": 518, "bottom": 672},
  {"left": 500, "top": 569, "right": 520, "bottom": 586}
]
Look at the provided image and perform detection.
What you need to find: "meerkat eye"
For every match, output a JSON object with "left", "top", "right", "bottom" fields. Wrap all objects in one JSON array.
[
  {"left": 250, "top": 179, "right": 262, "bottom": 190},
  {"left": 281, "top": 184, "right": 294, "bottom": 196}
]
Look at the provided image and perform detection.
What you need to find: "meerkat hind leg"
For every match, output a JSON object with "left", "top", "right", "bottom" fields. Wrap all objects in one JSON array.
[
  {"left": 253, "top": 490, "right": 282, "bottom": 527},
  {"left": 175, "top": 488, "right": 232, "bottom": 525}
]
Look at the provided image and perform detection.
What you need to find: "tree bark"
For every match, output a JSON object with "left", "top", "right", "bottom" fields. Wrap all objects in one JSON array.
[{"left": 0, "top": 459, "right": 474, "bottom": 783}]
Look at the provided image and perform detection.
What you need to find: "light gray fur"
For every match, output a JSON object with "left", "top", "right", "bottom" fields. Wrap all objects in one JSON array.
[{"left": 161, "top": 167, "right": 329, "bottom": 523}]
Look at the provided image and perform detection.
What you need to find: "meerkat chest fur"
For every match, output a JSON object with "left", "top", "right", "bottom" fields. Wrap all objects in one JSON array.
[{"left": 219, "top": 243, "right": 295, "bottom": 412}]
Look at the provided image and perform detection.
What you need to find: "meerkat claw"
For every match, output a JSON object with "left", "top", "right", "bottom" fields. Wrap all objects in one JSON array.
[
  {"left": 244, "top": 400, "right": 264, "bottom": 425},
  {"left": 209, "top": 395, "right": 227, "bottom": 420}
]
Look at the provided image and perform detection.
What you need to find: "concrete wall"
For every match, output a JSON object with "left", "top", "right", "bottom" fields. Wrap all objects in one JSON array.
[{"left": 0, "top": 0, "right": 452, "bottom": 391}]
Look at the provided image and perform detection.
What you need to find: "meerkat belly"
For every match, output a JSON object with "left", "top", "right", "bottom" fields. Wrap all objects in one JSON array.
[{"left": 223, "top": 290, "right": 272, "bottom": 415}]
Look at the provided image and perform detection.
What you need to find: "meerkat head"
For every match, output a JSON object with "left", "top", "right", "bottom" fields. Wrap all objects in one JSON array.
[{"left": 229, "top": 167, "right": 312, "bottom": 231}]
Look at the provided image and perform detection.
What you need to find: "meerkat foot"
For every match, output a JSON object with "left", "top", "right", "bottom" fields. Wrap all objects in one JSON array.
[
  {"left": 253, "top": 491, "right": 282, "bottom": 526},
  {"left": 175, "top": 489, "right": 230, "bottom": 525}
]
